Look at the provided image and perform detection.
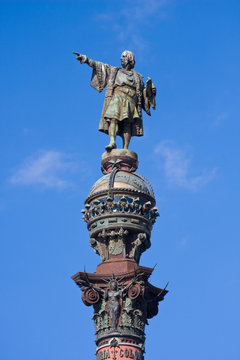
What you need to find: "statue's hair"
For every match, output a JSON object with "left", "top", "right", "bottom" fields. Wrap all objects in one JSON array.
[
  {"left": 109, "top": 279, "right": 118, "bottom": 289},
  {"left": 103, "top": 274, "right": 125, "bottom": 289},
  {"left": 121, "top": 50, "right": 135, "bottom": 68}
]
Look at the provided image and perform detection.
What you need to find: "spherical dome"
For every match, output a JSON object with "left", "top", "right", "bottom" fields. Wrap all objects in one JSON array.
[
  {"left": 83, "top": 169, "right": 158, "bottom": 241},
  {"left": 88, "top": 171, "right": 153, "bottom": 198}
]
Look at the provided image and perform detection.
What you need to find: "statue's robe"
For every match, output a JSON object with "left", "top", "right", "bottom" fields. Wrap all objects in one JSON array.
[{"left": 89, "top": 60, "right": 154, "bottom": 137}]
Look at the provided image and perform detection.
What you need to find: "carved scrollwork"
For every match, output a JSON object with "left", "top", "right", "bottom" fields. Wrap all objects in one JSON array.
[
  {"left": 75, "top": 272, "right": 166, "bottom": 341},
  {"left": 128, "top": 283, "right": 141, "bottom": 300},
  {"left": 82, "top": 287, "right": 100, "bottom": 306}
]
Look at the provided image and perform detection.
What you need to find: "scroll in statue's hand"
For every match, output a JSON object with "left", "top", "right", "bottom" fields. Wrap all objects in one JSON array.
[{"left": 151, "top": 87, "right": 156, "bottom": 95}]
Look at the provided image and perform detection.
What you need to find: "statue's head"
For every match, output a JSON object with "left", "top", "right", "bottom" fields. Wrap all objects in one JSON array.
[
  {"left": 109, "top": 279, "right": 118, "bottom": 291},
  {"left": 120, "top": 50, "right": 135, "bottom": 69}
]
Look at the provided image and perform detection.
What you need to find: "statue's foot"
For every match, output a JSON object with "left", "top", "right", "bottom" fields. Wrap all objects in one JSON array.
[
  {"left": 105, "top": 144, "right": 112, "bottom": 151},
  {"left": 105, "top": 143, "right": 116, "bottom": 152}
]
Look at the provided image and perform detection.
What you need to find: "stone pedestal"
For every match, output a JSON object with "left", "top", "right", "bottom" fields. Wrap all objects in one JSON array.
[{"left": 101, "top": 149, "right": 138, "bottom": 174}]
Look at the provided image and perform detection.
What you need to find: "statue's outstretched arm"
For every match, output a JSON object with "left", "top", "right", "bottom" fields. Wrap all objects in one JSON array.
[
  {"left": 121, "top": 273, "right": 144, "bottom": 296},
  {"left": 73, "top": 52, "right": 109, "bottom": 93},
  {"left": 72, "top": 52, "right": 96, "bottom": 68},
  {"left": 91, "top": 285, "right": 105, "bottom": 294},
  {"left": 122, "top": 282, "right": 133, "bottom": 293}
]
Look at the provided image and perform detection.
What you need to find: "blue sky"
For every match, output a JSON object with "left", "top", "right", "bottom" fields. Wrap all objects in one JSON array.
[{"left": 1, "top": 0, "right": 240, "bottom": 359}]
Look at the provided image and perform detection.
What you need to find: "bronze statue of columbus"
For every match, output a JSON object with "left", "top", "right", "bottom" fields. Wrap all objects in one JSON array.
[{"left": 73, "top": 50, "right": 156, "bottom": 151}]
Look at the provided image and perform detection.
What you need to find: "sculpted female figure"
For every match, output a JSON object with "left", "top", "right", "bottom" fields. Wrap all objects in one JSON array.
[
  {"left": 90, "top": 278, "right": 137, "bottom": 331},
  {"left": 73, "top": 50, "right": 156, "bottom": 151},
  {"left": 105, "top": 279, "right": 122, "bottom": 331}
]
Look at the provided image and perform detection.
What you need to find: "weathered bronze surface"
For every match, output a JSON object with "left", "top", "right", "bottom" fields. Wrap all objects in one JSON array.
[
  {"left": 71, "top": 50, "right": 167, "bottom": 360},
  {"left": 73, "top": 50, "right": 156, "bottom": 151},
  {"left": 72, "top": 268, "right": 167, "bottom": 342}
]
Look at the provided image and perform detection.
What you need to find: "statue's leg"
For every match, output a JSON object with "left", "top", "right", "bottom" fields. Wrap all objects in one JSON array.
[
  {"left": 105, "top": 119, "right": 118, "bottom": 151},
  {"left": 109, "top": 304, "right": 119, "bottom": 330},
  {"left": 122, "top": 120, "right": 131, "bottom": 149}
]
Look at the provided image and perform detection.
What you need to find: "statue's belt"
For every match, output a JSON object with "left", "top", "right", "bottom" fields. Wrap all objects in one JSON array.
[{"left": 114, "top": 86, "right": 137, "bottom": 101}]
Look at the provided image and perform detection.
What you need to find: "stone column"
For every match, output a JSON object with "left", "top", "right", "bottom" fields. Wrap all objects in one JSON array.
[{"left": 72, "top": 149, "right": 168, "bottom": 359}]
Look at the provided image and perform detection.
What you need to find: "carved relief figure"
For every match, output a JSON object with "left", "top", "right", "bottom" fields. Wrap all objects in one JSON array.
[
  {"left": 130, "top": 233, "right": 150, "bottom": 263},
  {"left": 87, "top": 276, "right": 140, "bottom": 331},
  {"left": 73, "top": 50, "right": 156, "bottom": 151},
  {"left": 105, "top": 279, "right": 122, "bottom": 330}
]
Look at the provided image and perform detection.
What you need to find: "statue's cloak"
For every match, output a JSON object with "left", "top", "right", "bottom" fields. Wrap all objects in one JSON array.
[{"left": 90, "top": 61, "right": 144, "bottom": 137}]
